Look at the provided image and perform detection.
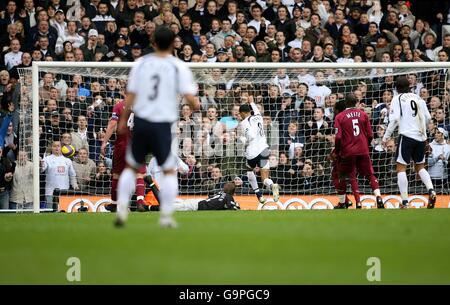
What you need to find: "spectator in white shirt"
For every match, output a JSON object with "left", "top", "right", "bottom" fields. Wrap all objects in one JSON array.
[
  {"left": 4, "top": 39, "right": 23, "bottom": 71},
  {"left": 24, "top": 0, "right": 37, "bottom": 28},
  {"left": 71, "top": 115, "right": 90, "bottom": 152},
  {"left": 50, "top": 9, "right": 67, "bottom": 38},
  {"left": 428, "top": 128, "right": 450, "bottom": 190},
  {"left": 248, "top": 3, "right": 270, "bottom": 34},
  {"left": 55, "top": 20, "right": 85, "bottom": 55},
  {"left": 41, "top": 141, "right": 79, "bottom": 209},
  {"left": 288, "top": 27, "right": 305, "bottom": 49},
  {"left": 227, "top": 0, "right": 238, "bottom": 24},
  {"left": 336, "top": 42, "right": 354, "bottom": 63},
  {"left": 307, "top": 70, "right": 331, "bottom": 108}
]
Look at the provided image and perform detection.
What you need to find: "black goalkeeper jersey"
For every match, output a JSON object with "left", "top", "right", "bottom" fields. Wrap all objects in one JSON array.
[{"left": 197, "top": 192, "right": 240, "bottom": 211}]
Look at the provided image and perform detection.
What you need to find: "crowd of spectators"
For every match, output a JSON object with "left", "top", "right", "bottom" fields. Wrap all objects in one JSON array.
[{"left": 1, "top": 0, "right": 450, "bottom": 208}]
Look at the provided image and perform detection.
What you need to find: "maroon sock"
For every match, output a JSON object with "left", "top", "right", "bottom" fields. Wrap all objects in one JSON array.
[
  {"left": 337, "top": 178, "right": 347, "bottom": 195},
  {"left": 111, "top": 178, "right": 118, "bottom": 202},
  {"left": 136, "top": 178, "right": 145, "bottom": 203},
  {"left": 350, "top": 178, "right": 360, "bottom": 203},
  {"left": 369, "top": 175, "right": 380, "bottom": 192}
]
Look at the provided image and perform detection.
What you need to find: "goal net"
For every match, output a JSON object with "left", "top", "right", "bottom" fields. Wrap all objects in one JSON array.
[{"left": 18, "top": 62, "right": 450, "bottom": 212}]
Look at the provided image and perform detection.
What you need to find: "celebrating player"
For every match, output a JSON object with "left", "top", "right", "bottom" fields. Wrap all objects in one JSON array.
[
  {"left": 101, "top": 101, "right": 147, "bottom": 212},
  {"left": 239, "top": 96, "right": 280, "bottom": 203},
  {"left": 334, "top": 93, "right": 384, "bottom": 209},
  {"left": 115, "top": 27, "right": 199, "bottom": 228},
  {"left": 382, "top": 76, "right": 436, "bottom": 209}
]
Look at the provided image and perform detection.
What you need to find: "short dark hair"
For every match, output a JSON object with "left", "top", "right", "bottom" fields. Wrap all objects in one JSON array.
[
  {"left": 251, "top": 3, "right": 263, "bottom": 11},
  {"left": 298, "top": 82, "right": 309, "bottom": 91},
  {"left": 345, "top": 93, "right": 358, "bottom": 107},
  {"left": 153, "top": 27, "right": 175, "bottom": 51},
  {"left": 223, "top": 182, "right": 236, "bottom": 195},
  {"left": 396, "top": 76, "right": 410, "bottom": 93},
  {"left": 334, "top": 100, "right": 347, "bottom": 115},
  {"left": 222, "top": 17, "right": 232, "bottom": 24},
  {"left": 239, "top": 104, "right": 251, "bottom": 113}
]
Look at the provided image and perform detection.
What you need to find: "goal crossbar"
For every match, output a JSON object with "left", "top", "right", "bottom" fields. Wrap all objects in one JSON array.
[{"left": 30, "top": 61, "right": 450, "bottom": 213}]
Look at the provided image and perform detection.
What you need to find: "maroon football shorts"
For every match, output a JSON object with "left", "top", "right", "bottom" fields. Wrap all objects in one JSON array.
[
  {"left": 112, "top": 144, "right": 146, "bottom": 174},
  {"left": 337, "top": 154, "right": 375, "bottom": 177}
]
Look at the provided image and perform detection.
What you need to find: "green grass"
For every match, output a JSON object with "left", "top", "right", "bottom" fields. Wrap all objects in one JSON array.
[{"left": 1, "top": 210, "right": 450, "bottom": 284}]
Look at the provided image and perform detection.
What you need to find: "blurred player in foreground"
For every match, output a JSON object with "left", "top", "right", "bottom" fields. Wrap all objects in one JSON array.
[
  {"left": 382, "top": 76, "right": 436, "bottom": 209},
  {"left": 334, "top": 93, "right": 384, "bottom": 209},
  {"left": 115, "top": 27, "right": 199, "bottom": 228},
  {"left": 239, "top": 96, "right": 280, "bottom": 204}
]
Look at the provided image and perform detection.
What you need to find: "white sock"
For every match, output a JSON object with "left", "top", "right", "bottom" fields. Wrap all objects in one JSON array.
[
  {"left": 247, "top": 171, "right": 259, "bottom": 191},
  {"left": 338, "top": 194, "right": 346, "bottom": 204},
  {"left": 174, "top": 201, "right": 198, "bottom": 211},
  {"left": 373, "top": 189, "right": 381, "bottom": 197},
  {"left": 159, "top": 173, "right": 178, "bottom": 217},
  {"left": 397, "top": 171, "right": 409, "bottom": 201},
  {"left": 418, "top": 168, "right": 434, "bottom": 191},
  {"left": 263, "top": 178, "right": 274, "bottom": 190},
  {"left": 117, "top": 168, "right": 136, "bottom": 221}
]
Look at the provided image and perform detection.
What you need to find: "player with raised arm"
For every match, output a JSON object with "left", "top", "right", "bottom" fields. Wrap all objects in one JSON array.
[
  {"left": 382, "top": 76, "right": 436, "bottom": 209},
  {"left": 239, "top": 96, "right": 280, "bottom": 203},
  {"left": 334, "top": 93, "right": 385, "bottom": 209},
  {"left": 115, "top": 27, "right": 199, "bottom": 228},
  {"left": 101, "top": 101, "right": 147, "bottom": 213}
]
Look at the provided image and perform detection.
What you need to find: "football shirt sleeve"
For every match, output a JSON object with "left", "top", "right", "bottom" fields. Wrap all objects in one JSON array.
[
  {"left": 178, "top": 63, "right": 197, "bottom": 96},
  {"left": 126, "top": 59, "right": 141, "bottom": 94},
  {"left": 334, "top": 116, "right": 342, "bottom": 154},
  {"left": 383, "top": 97, "right": 400, "bottom": 141}
]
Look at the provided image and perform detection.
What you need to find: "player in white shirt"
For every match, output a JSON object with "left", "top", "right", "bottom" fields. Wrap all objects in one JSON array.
[
  {"left": 40, "top": 141, "right": 79, "bottom": 209},
  {"left": 382, "top": 76, "right": 436, "bottom": 208},
  {"left": 239, "top": 97, "right": 280, "bottom": 203},
  {"left": 115, "top": 27, "right": 200, "bottom": 228}
]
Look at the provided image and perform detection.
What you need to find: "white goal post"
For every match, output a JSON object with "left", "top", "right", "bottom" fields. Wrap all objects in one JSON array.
[{"left": 27, "top": 61, "right": 450, "bottom": 213}]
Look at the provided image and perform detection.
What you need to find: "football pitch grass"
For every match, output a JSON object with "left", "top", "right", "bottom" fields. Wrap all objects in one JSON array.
[{"left": 1, "top": 210, "right": 450, "bottom": 285}]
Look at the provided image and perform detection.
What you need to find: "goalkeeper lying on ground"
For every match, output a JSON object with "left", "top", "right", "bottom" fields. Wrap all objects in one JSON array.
[{"left": 143, "top": 177, "right": 240, "bottom": 211}]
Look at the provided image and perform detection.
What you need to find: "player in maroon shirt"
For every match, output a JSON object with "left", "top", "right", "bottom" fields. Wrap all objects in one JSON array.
[
  {"left": 101, "top": 99, "right": 147, "bottom": 212},
  {"left": 329, "top": 99, "right": 361, "bottom": 209},
  {"left": 334, "top": 93, "right": 384, "bottom": 209}
]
